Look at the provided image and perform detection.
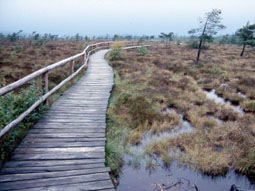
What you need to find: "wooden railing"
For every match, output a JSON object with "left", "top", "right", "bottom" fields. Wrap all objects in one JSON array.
[
  {"left": 0, "top": 42, "right": 114, "bottom": 138},
  {"left": 0, "top": 41, "right": 149, "bottom": 138}
]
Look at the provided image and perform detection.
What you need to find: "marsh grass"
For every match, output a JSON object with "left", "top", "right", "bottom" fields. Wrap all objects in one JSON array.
[
  {"left": 0, "top": 39, "right": 85, "bottom": 87},
  {"left": 106, "top": 42, "right": 255, "bottom": 177}
]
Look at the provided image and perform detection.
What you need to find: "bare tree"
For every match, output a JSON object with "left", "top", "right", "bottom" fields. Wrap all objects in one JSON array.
[{"left": 189, "top": 9, "right": 225, "bottom": 64}]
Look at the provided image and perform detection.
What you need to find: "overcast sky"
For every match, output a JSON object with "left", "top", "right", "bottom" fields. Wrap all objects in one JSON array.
[{"left": 0, "top": 0, "right": 254, "bottom": 36}]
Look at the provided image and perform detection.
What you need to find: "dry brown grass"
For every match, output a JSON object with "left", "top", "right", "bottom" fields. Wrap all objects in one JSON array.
[
  {"left": 108, "top": 42, "right": 255, "bottom": 177},
  {"left": 0, "top": 39, "right": 85, "bottom": 87}
]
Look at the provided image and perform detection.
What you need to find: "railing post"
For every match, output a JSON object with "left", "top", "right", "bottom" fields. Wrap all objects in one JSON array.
[
  {"left": 70, "top": 60, "right": 75, "bottom": 85},
  {"left": 83, "top": 53, "right": 86, "bottom": 65},
  {"left": 42, "top": 72, "right": 49, "bottom": 105}
]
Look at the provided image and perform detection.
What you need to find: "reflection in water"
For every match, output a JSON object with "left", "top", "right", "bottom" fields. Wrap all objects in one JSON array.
[
  {"left": 117, "top": 160, "right": 255, "bottom": 191},
  {"left": 205, "top": 89, "right": 244, "bottom": 116}
]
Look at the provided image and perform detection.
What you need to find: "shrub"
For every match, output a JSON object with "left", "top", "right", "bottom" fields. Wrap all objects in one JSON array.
[
  {"left": 0, "top": 82, "right": 46, "bottom": 166},
  {"left": 109, "top": 47, "right": 122, "bottom": 61},
  {"left": 211, "top": 66, "right": 222, "bottom": 75},
  {"left": 187, "top": 39, "right": 209, "bottom": 49},
  {"left": 137, "top": 46, "right": 149, "bottom": 56},
  {"left": 109, "top": 42, "right": 124, "bottom": 61},
  {"left": 15, "top": 45, "right": 23, "bottom": 52},
  {"left": 35, "top": 39, "right": 45, "bottom": 46}
]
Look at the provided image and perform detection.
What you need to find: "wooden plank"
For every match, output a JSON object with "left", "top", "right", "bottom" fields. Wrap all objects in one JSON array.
[
  {"left": 33, "top": 125, "right": 105, "bottom": 129},
  {"left": 0, "top": 164, "right": 107, "bottom": 175},
  {"left": 17, "top": 180, "right": 114, "bottom": 191},
  {"left": 39, "top": 119, "right": 106, "bottom": 123},
  {"left": 19, "top": 141, "right": 105, "bottom": 148},
  {"left": 41, "top": 115, "right": 106, "bottom": 119},
  {"left": 22, "top": 137, "right": 106, "bottom": 143},
  {"left": 3, "top": 159, "right": 105, "bottom": 168},
  {"left": 11, "top": 152, "right": 105, "bottom": 160},
  {"left": 0, "top": 172, "right": 111, "bottom": 190},
  {"left": 14, "top": 146, "right": 104, "bottom": 154},
  {"left": 25, "top": 133, "right": 105, "bottom": 138},
  {"left": 35, "top": 121, "right": 106, "bottom": 125},
  {"left": 0, "top": 167, "right": 109, "bottom": 179},
  {"left": 29, "top": 128, "right": 105, "bottom": 134}
]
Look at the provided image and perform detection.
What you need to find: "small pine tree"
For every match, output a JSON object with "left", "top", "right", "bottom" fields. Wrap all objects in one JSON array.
[
  {"left": 189, "top": 9, "right": 225, "bottom": 64},
  {"left": 236, "top": 22, "right": 255, "bottom": 56}
]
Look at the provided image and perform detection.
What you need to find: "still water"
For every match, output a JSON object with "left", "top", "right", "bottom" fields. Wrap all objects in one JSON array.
[
  {"left": 117, "top": 160, "right": 255, "bottom": 191},
  {"left": 117, "top": 90, "right": 254, "bottom": 191}
]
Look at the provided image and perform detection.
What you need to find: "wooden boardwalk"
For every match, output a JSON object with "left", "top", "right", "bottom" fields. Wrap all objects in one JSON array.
[{"left": 0, "top": 50, "right": 115, "bottom": 191}]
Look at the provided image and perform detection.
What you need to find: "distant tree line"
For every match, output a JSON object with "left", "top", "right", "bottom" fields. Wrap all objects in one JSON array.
[{"left": 1, "top": 14, "right": 254, "bottom": 60}]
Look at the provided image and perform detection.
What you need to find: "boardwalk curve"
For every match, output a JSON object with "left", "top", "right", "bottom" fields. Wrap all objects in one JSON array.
[{"left": 0, "top": 50, "right": 115, "bottom": 191}]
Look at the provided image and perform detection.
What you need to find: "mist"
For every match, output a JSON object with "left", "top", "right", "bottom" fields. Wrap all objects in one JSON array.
[{"left": 0, "top": 0, "right": 255, "bottom": 36}]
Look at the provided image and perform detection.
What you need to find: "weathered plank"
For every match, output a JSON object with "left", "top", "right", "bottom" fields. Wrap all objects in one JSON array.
[
  {"left": 25, "top": 133, "right": 105, "bottom": 138},
  {"left": 29, "top": 128, "right": 105, "bottom": 133},
  {"left": 19, "top": 141, "right": 105, "bottom": 148},
  {"left": 13, "top": 146, "right": 104, "bottom": 154},
  {"left": 0, "top": 172, "right": 111, "bottom": 190},
  {"left": 11, "top": 152, "right": 105, "bottom": 160},
  {"left": 22, "top": 137, "right": 106, "bottom": 143},
  {"left": 17, "top": 180, "right": 114, "bottom": 191},
  {"left": 3, "top": 158, "right": 105, "bottom": 168},
  {"left": 0, "top": 164, "right": 107, "bottom": 175}
]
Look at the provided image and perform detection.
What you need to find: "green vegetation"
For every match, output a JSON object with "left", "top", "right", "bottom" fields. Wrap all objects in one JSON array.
[
  {"left": 137, "top": 46, "right": 149, "bottom": 56},
  {"left": 15, "top": 45, "right": 23, "bottom": 53},
  {"left": 108, "top": 42, "right": 123, "bottom": 61},
  {"left": 0, "top": 82, "right": 46, "bottom": 167},
  {"left": 105, "top": 71, "right": 126, "bottom": 179},
  {"left": 187, "top": 39, "right": 210, "bottom": 50}
]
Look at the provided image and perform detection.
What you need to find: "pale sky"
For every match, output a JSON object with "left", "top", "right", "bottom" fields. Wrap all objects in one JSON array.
[{"left": 0, "top": 0, "right": 254, "bottom": 36}]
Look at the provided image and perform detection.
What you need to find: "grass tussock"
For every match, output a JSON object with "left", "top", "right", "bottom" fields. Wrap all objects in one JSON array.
[{"left": 106, "top": 42, "right": 255, "bottom": 177}]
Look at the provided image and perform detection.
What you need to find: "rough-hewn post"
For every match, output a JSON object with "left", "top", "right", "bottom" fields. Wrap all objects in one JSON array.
[
  {"left": 42, "top": 72, "right": 49, "bottom": 105},
  {"left": 83, "top": 53, "right": 86, "bottom": 65},
  {"left": 70, "top": 60, "right": 75, "bottom": 85}
]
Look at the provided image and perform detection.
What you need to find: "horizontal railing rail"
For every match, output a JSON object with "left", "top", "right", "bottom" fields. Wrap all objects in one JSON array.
[{"left": 0, "top": 41, "right": 149, "bottom": 138}]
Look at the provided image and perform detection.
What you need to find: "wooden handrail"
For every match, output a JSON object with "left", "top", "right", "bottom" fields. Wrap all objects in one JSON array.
[
  {"left": 0, "top": 42, "right": 111, "bottom": 96},
  {"left": 0, "top": 58, "right": 89, "bottom": 137},
  {"left": 0, "top": 42, "right": 149, "bottom": 138}
]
